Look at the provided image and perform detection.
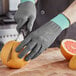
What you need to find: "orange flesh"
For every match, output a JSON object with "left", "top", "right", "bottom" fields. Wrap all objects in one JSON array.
[
  {"left": 64, "top": 41, "right": 76, "bottom": 54},
  {"left": 1, "top": 41, "right": 28, "bottom": 69}
]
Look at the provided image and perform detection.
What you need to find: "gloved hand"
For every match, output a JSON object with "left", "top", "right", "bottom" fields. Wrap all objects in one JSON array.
[
  {"left": 16, "top": 14, "right": 70, "bottom": 61},
  {"left": 14, "top": 1, "right": 36, "bottom": 32},
  {"left": 51, "top": 22, "right": 76, "bottom": 48}
]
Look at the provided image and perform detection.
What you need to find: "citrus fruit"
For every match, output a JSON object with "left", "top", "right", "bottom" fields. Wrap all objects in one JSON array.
[
  {"left": 60, "top": 39, "right": 76, "bottom": 60},
  {"left": 69, "top": 55, "right": 76, "bottom": 70},
  {"left": 1, "top": 41, "right": 28, "bottom": 68}
]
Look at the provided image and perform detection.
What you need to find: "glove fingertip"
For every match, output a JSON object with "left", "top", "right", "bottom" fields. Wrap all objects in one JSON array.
[
  {"left": 24, "top": 57, "right": 29, "bottom": 61},
  {"left": 18, "top": 54, "right": 22, "bottom": 58},
  {"left": 16, "top": 46, "right": 21, "bottom": 52}
]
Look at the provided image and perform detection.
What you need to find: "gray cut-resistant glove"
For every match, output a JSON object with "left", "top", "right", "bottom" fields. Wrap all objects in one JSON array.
[
  {"left": 14, "top": 1, "right": 36, "bottom": 32},
  {"left": 16, "top": 21, "right": 62, "bottom": 60},
  {"left": 51, "top": 22, "right": 76, "bottom": 48},
  {"left": 16, "top": 14, "right": 70, "bottom": 61}
]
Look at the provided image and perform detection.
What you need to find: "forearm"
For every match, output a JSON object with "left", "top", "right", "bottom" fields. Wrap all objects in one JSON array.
[
  {"left": 63, "top": 0, "right": 76, "bottom": 24},
  {"left": 35, "top": 0, "right": 37, "bottom": 3}
]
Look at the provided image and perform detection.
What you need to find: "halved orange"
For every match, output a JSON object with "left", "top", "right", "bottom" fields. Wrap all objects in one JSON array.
[
  {"left": 1, "top": 41, "right": 28, "bottom": 68},
  {"left": 69, "top": 55, "right": 76, "bottom": 70},
  {"left": 60, "top": 39, "right": 76, "bottom": 60}
]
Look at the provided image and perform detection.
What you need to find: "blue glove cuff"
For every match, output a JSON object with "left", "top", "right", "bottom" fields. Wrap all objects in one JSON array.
[
  {"left": 51, "top": 14, "right": 70, "bottom": 30},
  {"left": 21, "top": 0, "right": 35, "bottom": 4}
]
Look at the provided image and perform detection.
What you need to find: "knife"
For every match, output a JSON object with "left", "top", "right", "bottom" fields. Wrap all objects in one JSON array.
[{"left": 15, "top": 28, "right": 30, "bottom": 41}]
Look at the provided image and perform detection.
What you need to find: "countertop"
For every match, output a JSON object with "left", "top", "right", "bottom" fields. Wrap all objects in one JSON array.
[{"left": 0, "top": 48, "right": 76, "bottom": 76}]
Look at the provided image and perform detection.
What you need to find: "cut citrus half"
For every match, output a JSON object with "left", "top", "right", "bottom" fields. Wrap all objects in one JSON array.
[
  {"left": 1, "top": 41, "right": 28, "bottom": 68},
  {"left": 60, "top": 39, "right": 76, "bottom": 60}
]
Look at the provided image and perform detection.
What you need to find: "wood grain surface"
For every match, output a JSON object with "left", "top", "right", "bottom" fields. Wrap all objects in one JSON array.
[{"left": 0, "top": 48, "right": 76, "bottom": 76}]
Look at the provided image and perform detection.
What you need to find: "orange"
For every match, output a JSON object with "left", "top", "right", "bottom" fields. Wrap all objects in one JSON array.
[
  {"left": 1, "top": 41, "right": 28, "bottom": 68},
  {"left": 69, "top": 55, "right": 76, "bottom": 70},
  {"left": 60, "top": 39, "right": 76, "bottom": 60}
]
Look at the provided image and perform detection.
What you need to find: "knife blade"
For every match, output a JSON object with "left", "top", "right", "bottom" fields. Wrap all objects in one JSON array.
[{"left": 15, "top": 29, "right": 30, "bottom": 41}]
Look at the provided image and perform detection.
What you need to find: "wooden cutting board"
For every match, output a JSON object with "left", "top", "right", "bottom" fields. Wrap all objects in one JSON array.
[{"left": 0, "top": 48, "right": 76, "bottom": 76}]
